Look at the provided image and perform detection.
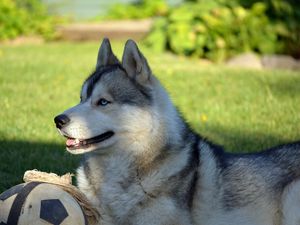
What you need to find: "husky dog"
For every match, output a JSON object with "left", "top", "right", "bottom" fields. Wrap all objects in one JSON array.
[{"left": 54, "top": 39, "right": 300, "bottom": 225}]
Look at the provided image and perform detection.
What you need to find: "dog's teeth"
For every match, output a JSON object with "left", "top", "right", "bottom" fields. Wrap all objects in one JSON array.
[{"left": 75, "top": 139, "right": 80, "bottom": 144}]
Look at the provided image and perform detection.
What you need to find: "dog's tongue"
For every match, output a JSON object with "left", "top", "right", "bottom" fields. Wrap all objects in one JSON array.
[{"left": 66, "top": 138, "right": 78, "bottom": 146}]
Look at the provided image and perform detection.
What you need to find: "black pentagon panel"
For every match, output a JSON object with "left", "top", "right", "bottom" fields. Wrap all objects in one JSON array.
[
  {"left": 40, "top": 199, "right": 69, "bottom": 225},
  {"left": 0, "top": 184, "right": 25, "bottom": 201}
]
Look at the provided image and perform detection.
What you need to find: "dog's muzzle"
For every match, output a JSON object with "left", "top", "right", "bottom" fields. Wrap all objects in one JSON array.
[{"left": 54, "top": 114, "right": 70, "bottom": 129}]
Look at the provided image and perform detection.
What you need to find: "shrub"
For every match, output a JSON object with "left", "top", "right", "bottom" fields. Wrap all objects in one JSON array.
[
  {"left": 266, "top": 0, "right": 300, "bottom": 57},
  {"left": 147, "top": 1, "right": 291, "bottom": 61},
  {"left": 0, "top": 0, "right": 57, "bottom": 40},
  {"left": 146, "top": 0, "right": 300, "bottom": 61},
  {"left": 231, "top": 0, "right": 300, "bottom": 57}
]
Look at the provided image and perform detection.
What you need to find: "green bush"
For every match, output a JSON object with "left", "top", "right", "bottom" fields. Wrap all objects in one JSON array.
[
  {"left": 266, "top": 0, "right": 300, "bottom": 57},
  {"left": 146, "top": 1, "right": 289, "bottom": 61},
  {"left": 0, "top": 0, "right": 57, "bottom": 40},
  {"left": 105, "top": 0, "right": 169, "bottom": 20},
  {"left": 146, "top": 0, "right": 300, "bottom": 61},
  {"left": 232, "top": 0, "right": 300, "bottom": 57}
]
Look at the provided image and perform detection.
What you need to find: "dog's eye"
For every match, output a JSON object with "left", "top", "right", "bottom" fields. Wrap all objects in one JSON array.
[{"left": 97, "top": 98, "right": 110, "bottom": 106}]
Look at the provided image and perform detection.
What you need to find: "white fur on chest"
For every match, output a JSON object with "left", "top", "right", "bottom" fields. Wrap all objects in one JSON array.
[
  {"left": 77, "top": 154, "right": 149, "bottom": 222},
  {"left": 100, "top": 156, "right": 146, "bottom": 220},
  {"left": 77, "top": 149, "right": 192, "bottom": 224}
]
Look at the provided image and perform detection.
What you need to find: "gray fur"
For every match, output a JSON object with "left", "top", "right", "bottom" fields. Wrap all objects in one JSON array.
[
  {"left": 55, "top": 39, "right": 300, "bottom": 225},
  {"left": 96, "top": 38, "right": 119, "bottom": 69}
]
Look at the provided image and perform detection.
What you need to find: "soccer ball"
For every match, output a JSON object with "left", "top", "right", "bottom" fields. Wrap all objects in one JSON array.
[{"left": 0, "top": 182, "right": 89, "bottom": 225}]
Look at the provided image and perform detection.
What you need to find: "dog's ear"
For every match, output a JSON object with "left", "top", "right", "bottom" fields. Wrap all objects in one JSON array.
[
  {"left": 96, "top": 38, "right": 119, "bottom": 68},
  {"left": 122, "top": 39, "right": 152, "bottom": 86}
]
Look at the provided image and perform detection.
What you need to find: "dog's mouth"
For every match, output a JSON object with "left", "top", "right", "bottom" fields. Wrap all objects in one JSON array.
[{"left": 65, "top": 131, "right": 114, "bottom": 150}]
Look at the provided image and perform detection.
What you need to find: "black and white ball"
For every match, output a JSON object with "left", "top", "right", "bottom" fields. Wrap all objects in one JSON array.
[{"left": 0, "top": 182, "right": 88, "bottom": 225}]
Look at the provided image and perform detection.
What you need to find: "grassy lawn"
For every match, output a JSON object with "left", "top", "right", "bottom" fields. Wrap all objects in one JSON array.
[{"left": 1, "top": 41, "right": 300, "bottom": 192}]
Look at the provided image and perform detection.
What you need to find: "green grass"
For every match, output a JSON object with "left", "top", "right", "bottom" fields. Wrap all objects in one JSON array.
[{"left": 1, "top": 41, "right": 300, "bottom": 192}]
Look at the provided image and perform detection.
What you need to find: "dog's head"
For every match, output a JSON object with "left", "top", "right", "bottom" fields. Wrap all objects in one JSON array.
[{"left": 54, "top": 39, "right": 167, "bottom": 154}]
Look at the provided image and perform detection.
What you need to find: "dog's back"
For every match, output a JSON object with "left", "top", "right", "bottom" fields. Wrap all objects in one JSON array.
[{"left": 193, "top": 140, "right": 300, "bottom": 225}]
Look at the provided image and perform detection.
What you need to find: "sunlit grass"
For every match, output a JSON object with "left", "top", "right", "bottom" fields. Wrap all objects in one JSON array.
[{"left": 0, "top": 41, "right": 300, "bottom": 191}]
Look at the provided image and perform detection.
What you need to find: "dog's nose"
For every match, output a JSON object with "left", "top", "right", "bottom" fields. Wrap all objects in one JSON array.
[{"left": 54, "top": 114, "right": 70, "bottom": 129}]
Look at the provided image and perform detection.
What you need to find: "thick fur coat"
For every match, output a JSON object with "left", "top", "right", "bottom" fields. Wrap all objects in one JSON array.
[{"left": 55, "top": 39, "right": 300, "bottom": 225}]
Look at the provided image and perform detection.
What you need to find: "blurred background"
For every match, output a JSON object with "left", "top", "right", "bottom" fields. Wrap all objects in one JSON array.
[
  {"left": 42, "top": 0, "right": 180, "bottom": 20},
  {"left": 0, "top": 0, "right": 300, "bottom": 191},
  {"left": 1, "top": 0, "right": 300, "bottom": 63}
]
